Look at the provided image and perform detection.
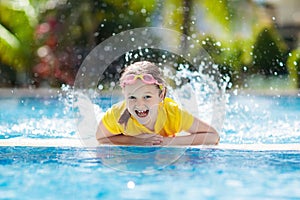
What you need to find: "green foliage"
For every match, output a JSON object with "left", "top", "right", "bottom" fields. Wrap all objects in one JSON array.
[
  {"left": 251, "top": 26, "right": 288, "bottom": 76},
  {"left": 200, "top": 0, "right": 250, "bottom": 36},
  {"left": 287, "top": 48, "right": 300, "bottom": 88},
  {"left": 0, "top": 0, "right": 297, "bottom": 88},
  {"left": 52, "top": 0, "right": 157, "bottom": 45},
  {"left": 162, "top": 0, "right": 184, "bottom": 31},
  {"left": 201, "top": 0, "right": 231, "bottom": 32},
  {"left": 199, "top": 34, "right": 253, "bottom": 81},
  {"left": 1, "top": 0, "right": 157, "bottom": 86},
  {"left": 0, "top": 0, "right": 37, "bottom": 72}
]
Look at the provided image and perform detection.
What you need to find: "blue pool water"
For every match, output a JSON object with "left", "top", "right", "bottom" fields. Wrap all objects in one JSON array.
[
  {"left": 1, "top": 94, "right": 299, "bottom": 143},
  {"left": 0, "top": 94, "right": 300, "bottom": 199},
  {"left": 1, "top": 146, "right": 300, "bottom": 199}
]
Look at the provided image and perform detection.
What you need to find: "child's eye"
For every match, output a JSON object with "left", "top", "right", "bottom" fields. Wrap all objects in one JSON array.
[
  {"left": 128, "top": 96, "right": 136, "bottom": 100},
  {"left": 144, "top": 95, "right": 152, "bottom": 99}
]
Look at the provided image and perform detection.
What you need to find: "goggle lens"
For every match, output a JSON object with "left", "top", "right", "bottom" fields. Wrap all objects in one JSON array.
[{"left": 121, "top": 74, "right": 163, "bottom": 89}]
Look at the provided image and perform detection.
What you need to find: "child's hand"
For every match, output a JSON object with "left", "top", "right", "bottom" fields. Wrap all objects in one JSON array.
[{"left": 134, "top": 133, "right": 163, "bottom": 146}]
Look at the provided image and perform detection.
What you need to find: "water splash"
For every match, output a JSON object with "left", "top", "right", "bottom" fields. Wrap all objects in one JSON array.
[
  {"left": 0, "top": 82, "right": 299, "bottom": 143},
  {"left": 222, "top": 94, "right": 300, "bottom": 144},
  {"left": 66, "top": 75, "right": 300, "bottom": 145},
  {"left": 0, "top": 92, "right": 77, "bottom": 139}
]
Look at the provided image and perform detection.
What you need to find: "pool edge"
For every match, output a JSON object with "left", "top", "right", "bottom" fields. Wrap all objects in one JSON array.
[{"left": 0, "top": 138, "right": 299, "bottom": 151}]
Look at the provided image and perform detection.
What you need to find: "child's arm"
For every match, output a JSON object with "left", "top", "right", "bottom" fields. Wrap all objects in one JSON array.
[
  {"left": 162, "top": 133, "right": 219, "bottom": 146},
  {"left": 162, "top": 117, "right": 220, "bottom": 146},
  {"left": 96, "top": 121, "right": 163, "bottom": 145}
]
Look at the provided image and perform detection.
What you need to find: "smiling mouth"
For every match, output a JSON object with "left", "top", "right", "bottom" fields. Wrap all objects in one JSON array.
[{"left": 135, "top": 110, "right": 149, "bottom": 118}]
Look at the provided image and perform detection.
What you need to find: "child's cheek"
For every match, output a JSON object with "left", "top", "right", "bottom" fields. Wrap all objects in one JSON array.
[{"left": 127, "top": 102, "right": 135, "bottom": 113}]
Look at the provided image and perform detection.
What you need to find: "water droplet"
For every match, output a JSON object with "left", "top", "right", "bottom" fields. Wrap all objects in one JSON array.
[
  {"left": 128, "top": 10, "right": 134, "bottom": 15},
  {"left": 233, "top": 89, "right": 238, "bottom": 96},
  {"left": 127, "top": 181, "right": 135, "bottom": 189},
  {"left": 104, "top": 46, "right": 111, "bottom": 51},
  {"left": 98, "top": 84, "right": 103, "bottom": 90},
  {"left": 272, "top": 16, "right": 276, "bottom": 20},
  {"left": 141, "top": 8, "right": 146, "bottom": 14},
  {"left": 37, "top": 46, "right": 49, "bottom": 57},
  {"left": 279, "top": 62, "right": 283, "bottom": 67},
  {"left": 215, "top": 41, "right": 221, "bottom": 47},
  {"left": 244, "top": 106, "right": 249, "bottom": 112}
]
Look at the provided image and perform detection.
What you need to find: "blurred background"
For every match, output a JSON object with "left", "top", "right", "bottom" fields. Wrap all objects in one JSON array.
[{"left": 0, "top": 0, "right": 299, "bottom": 91}]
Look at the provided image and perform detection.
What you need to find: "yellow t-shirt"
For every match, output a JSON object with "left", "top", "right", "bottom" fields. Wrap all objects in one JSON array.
[{"left": 101, "top": 97, "right": 194, "bottom": 137}]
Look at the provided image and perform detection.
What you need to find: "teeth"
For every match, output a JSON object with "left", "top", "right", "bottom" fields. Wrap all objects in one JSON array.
[
  {"left": 135, "top": 110, "right": 148, "bottom": 117},
  {"left": 137, "top": 110, "right": 146, "bottom": 115}
]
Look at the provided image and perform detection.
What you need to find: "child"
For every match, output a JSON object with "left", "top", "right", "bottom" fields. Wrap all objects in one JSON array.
[{"left": 96, "top": 61, "right": 219, "bottom": 146}]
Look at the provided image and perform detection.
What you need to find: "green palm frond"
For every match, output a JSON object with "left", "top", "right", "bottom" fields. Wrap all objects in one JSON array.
[
  {"left": 201, "top": 0, "right": 232, "bottom": 31},
  {"left": 0, "top": 0, "right": 37, "bottom": 71}
]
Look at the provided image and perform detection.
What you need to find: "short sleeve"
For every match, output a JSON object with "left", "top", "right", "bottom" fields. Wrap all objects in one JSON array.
[
  {"left": 101, "top": 102, "right": 124, "bottom": 134},
  {"left": 178, "top": 108, "right": 194, "bottom": 131},
  {"left": 163, "top": 98, "right": 194, "bottom": 133}
]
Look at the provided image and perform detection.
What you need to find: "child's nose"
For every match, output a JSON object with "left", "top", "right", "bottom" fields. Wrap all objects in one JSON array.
[{"left": 136, "top": 99, "right": 145, "bottom": 107}]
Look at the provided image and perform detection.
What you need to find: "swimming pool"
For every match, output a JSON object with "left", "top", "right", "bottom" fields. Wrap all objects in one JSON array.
[{"left": 0, "top": 90, "right": 300, "bottom": 199}]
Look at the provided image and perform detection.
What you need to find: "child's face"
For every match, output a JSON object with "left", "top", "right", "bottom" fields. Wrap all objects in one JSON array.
[{"left": 123, "top": 79, "right": 164, "bottom": 129}]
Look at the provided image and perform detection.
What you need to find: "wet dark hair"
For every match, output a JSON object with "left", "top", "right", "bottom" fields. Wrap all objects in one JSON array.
[{"left": 118, "top": 61, "right": 167, "bottom": 126}]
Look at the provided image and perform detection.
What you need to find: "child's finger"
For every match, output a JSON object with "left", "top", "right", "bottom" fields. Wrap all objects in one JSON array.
[{"left": 152, "top": 136, "right": 163, "bottom": 145}]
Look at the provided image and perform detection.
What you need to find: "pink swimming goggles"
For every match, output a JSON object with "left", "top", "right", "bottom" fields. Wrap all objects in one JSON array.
[{"left": 120, "top": 74, "right": 163, "bottom": 89}]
